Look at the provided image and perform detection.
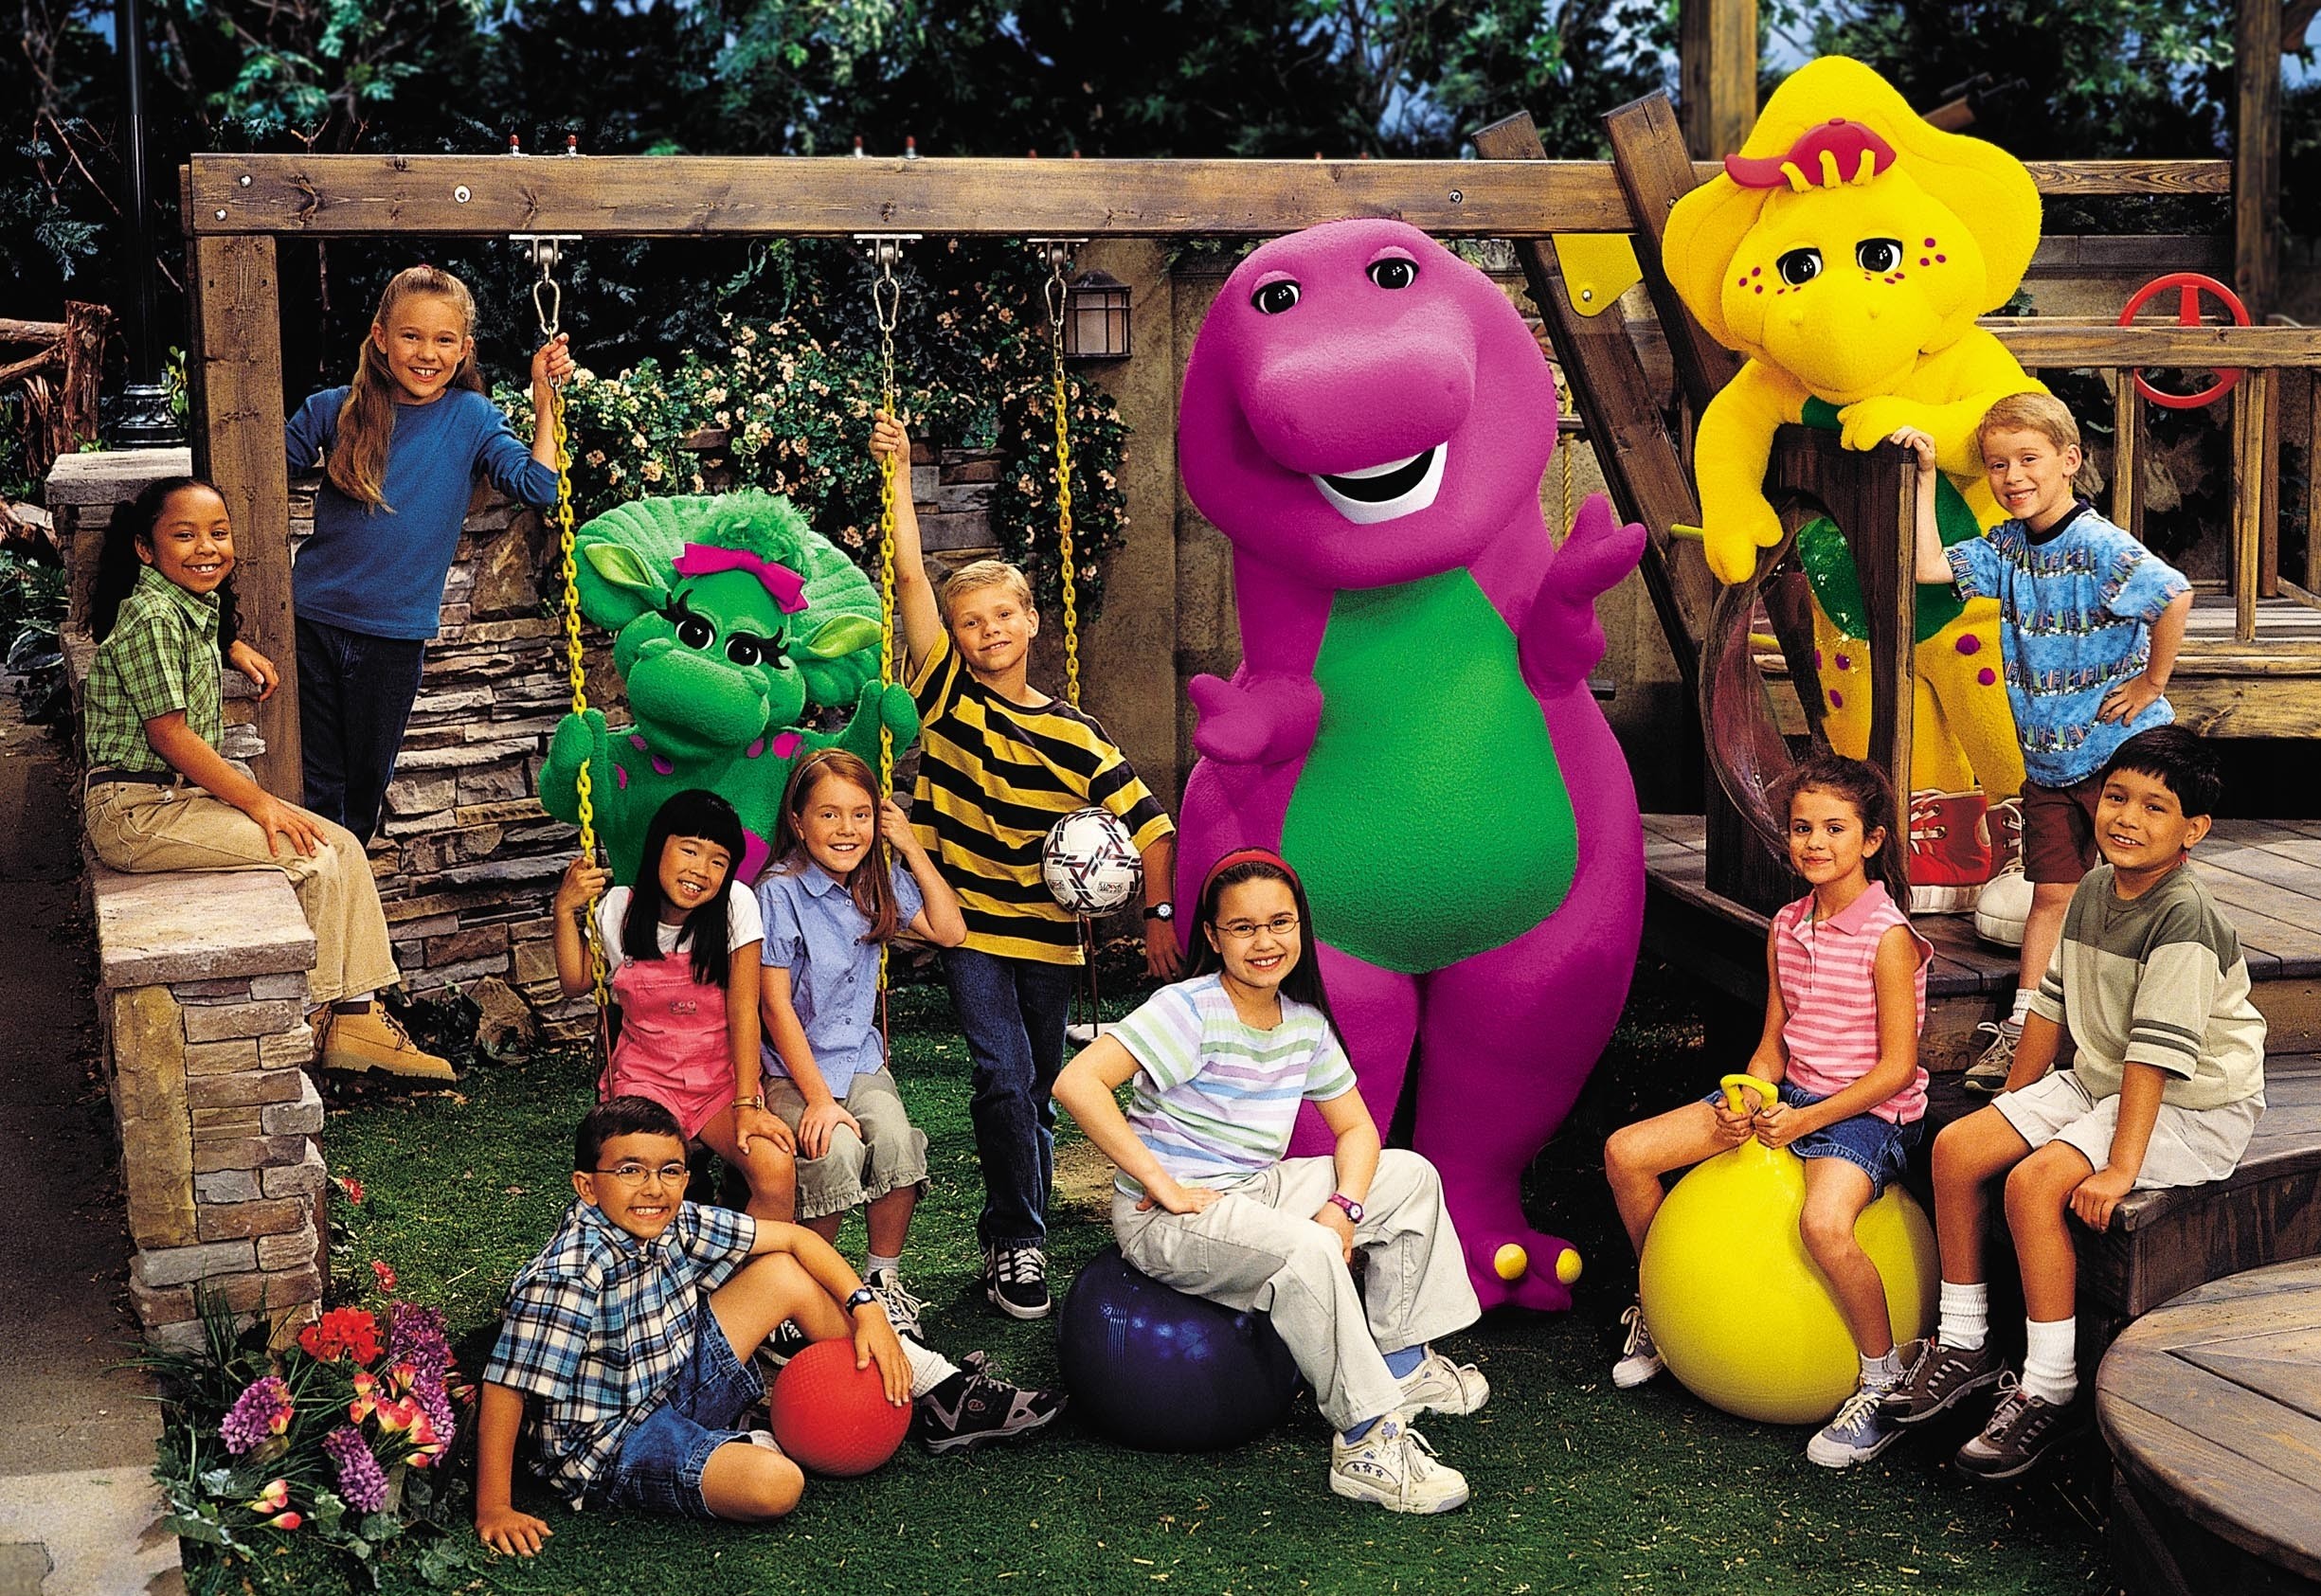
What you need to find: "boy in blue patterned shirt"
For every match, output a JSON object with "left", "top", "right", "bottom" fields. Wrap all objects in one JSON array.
[
  {"left": 474, "top": 1097, "right": 1062, "bottom": 1555},
  {"left": 1902, "top": 393, "right": 2192, "bottom": 1091}
]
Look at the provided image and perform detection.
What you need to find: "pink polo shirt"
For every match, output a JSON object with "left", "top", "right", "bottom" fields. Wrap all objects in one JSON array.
[{"left": 1773, "top": 881, "right": 1931, "bottom": 1125}]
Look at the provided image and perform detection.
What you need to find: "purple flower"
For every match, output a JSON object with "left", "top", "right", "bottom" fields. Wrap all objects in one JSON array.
[
  {"left": 324, "top": 1426, "right": 389, "bottom": 1514},
  {"left": 386, "top": 1303, "right": 452, "bottom": 1374},
  {"left": 221, "top": 1376, "right": 295, "bottom": 1455}
]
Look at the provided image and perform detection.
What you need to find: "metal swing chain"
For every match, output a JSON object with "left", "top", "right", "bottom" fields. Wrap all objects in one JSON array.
[
  {"left": 868, "top": 237, "right": 908, "bottom": 995},
  {"left": 1041, "top": 242, "right": 1081, "bottom": 708},
  {"left": 532, "top": 237, "right": 608, "bottom": 1015}
]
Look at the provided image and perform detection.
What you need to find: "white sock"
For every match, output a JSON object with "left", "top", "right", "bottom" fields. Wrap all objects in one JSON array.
[
  {"left": 1861, "top": 1348, "right": 1902, "bottom": 1391},
  {"left": 1938, "top": 1281, "right": 1989, "bottom": 1351},
  {"left": 2006, "top": 988, "right": 2034, "bottom": 1030},
  {"left": 900, "top": 1335, "right": 958, "bottom": 1399},
  {"left": 2022, "top": 1318, "right": 2078, "bottom": 1406},
  {"left": 865, "top": 1252, "right": 902, "bottom": 1282}
]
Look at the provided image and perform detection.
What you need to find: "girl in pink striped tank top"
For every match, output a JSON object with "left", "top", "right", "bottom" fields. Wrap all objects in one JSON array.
[{"left": 1603, "top": 755, "right": 1933, "bottom": 1469}]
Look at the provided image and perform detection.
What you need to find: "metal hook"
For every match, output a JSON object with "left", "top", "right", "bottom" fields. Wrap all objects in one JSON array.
[
  {"left": 513, "top": 233, "right": 580, "bottom": 340},
  {"left": 1030, "top": 238, "right": 1085, "bottom": 332}
]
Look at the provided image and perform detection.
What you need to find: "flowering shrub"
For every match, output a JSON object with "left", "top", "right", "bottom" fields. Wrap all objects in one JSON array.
[
  {"left": 500, "top": 267, "right": 1133, "bottom": 623},
  {"left": 142, "top": 1263, "right": 484, "bottom": 1587}
]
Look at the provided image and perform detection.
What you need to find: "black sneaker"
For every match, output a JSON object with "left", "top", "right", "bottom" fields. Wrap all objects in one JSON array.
[
  {"left": 1881, "top": 1336, "right": 2006, "bottom": 1426},
  {"left": 1953, "top": 1373, "right": 2085, "bottom": 1481},
  {"left": 761, "top": 1318, "right": 811, "bottom": 1369},
  {"left": 916, "top": 1352, "right": 1067, "bottom": 1454},
  {"left": 984, "top": 1244, "right": 1052, "bottom": 1319}
]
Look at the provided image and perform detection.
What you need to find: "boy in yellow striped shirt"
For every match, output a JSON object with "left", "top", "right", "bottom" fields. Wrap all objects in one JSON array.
[{"left": 873, "top": 413, "right": 1179, "bottom": 1318}]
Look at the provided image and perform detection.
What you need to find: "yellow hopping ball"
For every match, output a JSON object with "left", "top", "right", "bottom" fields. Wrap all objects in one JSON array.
[{"left": 1637, "top": 1075, "right": 1938, "bottom": 1426}]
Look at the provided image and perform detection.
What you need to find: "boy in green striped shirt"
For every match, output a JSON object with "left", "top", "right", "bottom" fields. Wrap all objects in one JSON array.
[{"left": 1886, "top": 726, "right": 2264, "bottom": 1480}]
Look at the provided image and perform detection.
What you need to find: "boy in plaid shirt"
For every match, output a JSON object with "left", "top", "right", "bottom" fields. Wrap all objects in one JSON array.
[{"left": 476, "top": 1097, "right": 1062, "bottom": 1553}]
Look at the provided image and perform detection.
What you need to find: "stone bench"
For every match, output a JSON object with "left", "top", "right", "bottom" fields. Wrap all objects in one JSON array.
[{"left": 93, "top": 857, "right": 329, "bottom": 1348}]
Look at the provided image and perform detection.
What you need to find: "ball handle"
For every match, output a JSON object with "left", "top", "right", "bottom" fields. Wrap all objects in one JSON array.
[{"left": 1718, "top": 1073, "right": 1777, "bottom": 1115}]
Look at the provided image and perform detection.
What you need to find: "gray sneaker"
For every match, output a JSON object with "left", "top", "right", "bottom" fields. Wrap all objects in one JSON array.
[
  {"left": 1954, "top": 1373, "right": 2084, "bottom": 1480},
  {"left": 1612, "top": 1302, "right": 1664, "bottom": 1389},
  {"left": 1963, "top": 1022, "right": 2019, "bottom": 1096},
  {"left": 1807, "top": 1382, "right": 1904, "bottom": 1469},
  {"left": 865, "top": 1267, "right": 927, "bottom": 1339},
  {"left": 1881, "top": 1336, "right": 2006, "bottom": 1425}
]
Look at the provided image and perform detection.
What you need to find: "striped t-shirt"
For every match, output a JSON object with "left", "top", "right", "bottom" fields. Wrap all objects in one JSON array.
[
  {"left": 909, "top": 629, "right": 1174, "bottom": 965},
  {"left": 2030, "top": 861, "right": 2265, "bottom": 1111},
  {"left": 1108, "top": 975, "right": 1358, "bottom": 1197},
  {"left": 1772, "top": 882, "right": 1932, "bottom": 1125}
]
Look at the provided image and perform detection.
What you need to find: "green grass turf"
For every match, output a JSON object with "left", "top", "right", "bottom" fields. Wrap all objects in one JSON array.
[{"left": 228, "top": 963, "right": 2110, "bottom": 1595}]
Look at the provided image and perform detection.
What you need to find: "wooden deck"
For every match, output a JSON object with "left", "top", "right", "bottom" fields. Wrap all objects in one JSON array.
[
  {"left": 2099, "top": 1256, "right": 2321, "bottom": 1596},
  {"left": 1643, "top": 813, "right": 2321, "bottom": 1070}
]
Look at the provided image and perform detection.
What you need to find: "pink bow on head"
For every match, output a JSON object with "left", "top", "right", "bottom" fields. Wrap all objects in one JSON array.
[{"left": 671, "top": 544, "right": 809, "bottom": 614}]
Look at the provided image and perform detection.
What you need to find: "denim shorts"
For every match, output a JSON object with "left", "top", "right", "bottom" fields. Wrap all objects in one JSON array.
[
  {"left": 595, "top": 1305, "right": 765, "bottom": 1519},
  {"left": 1700, "top": 1081, "right": 1923, "bottom": 1196}
]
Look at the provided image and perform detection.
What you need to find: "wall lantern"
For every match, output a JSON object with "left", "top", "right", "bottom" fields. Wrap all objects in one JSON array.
[{"left": 1063, "top": 271, "right": 1132, "bottom": 360}]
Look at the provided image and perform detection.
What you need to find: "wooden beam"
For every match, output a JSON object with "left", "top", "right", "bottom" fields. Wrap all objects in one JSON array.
[
  {"left": 2308, "top": 371, "right": 2321, "bottom": 594},
  {"left": 2234, "top": 0, "right": 2282, "bottom": 319},
  {"left": 1678, "top": 0, "right": 1757, "bottom": 161},
  {"left": 2262, "top": 366, "right": 2281, "bottom": 597},
  {"left": 191, "top": 235, "right": 299, "bottom": 798},
  {"left": 2233, "top": 369, "right": 2273, "bottom": 643},
  {"left": 0, "top": 318, "right": 66, "bottom": 344},
  {"left": 2113, "top": 374, "right": 2147, "bottom": 543},
  {"left": 1469, "top": 114, "right": 1710, "bottom": 677},
  {"left": 1984, "top": 322, "right": 2321, "bottom": 367},
  {"left": 182, "top": 154, "right": 2237, "bottom": 239},
  {"left": 1606, "top": 92, "right": 1742, "bottom": 417}
]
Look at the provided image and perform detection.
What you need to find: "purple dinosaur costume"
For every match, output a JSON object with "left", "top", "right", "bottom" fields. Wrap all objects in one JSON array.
[{"left": 1175, "top": 219, "right": 1646, "bottom": 1311}]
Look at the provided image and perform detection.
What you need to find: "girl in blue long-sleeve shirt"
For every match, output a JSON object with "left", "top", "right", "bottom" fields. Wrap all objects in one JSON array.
[{"left": 284, "top": 263, "right": 575, "bottom": 842}]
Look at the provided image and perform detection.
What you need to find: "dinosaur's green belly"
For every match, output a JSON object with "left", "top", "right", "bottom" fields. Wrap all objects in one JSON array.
[{"left": 1280, "top": 570, "right": 1575, "bottom": 973}]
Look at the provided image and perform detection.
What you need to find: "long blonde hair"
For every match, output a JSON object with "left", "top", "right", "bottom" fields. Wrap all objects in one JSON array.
[{"left": 329, "top": 265, "right": 485, "bottom": 511}]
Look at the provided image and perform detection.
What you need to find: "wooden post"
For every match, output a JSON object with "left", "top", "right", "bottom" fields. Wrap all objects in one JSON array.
[
  {"left": 2233, "top": 0, "right": 2280, "bottom": 320},
  {"left": 1606, "top": 92, "right": 1742, "bottom": 417},
  {"left": 2260, "top": 368, "right": 2280, "bottom": 597},
  {"left": 2231, "top": 368, "right": 2272, "bottom": 643},
  {"left": 1679, "top": 0, "right": 1758, "bottom": 161},
  {"left": 190, "top": 234, "right": 299, "bottom": 798},
  {"left": 2113, "top": 373, "right": 2146, "bottom": 543},
  {"left": 2308, "top": 371, "right": 2321, "bottom": 594}
]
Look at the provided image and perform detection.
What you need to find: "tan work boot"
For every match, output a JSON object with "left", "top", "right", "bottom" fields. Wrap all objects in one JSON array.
[{"left": 315, "top": 1004, "right": 453, "bottom": 1080}]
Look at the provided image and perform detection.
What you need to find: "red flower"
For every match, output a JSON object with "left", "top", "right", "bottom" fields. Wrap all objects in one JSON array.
[
  {"left": 369, "top": 1259, "right": 398, "bottom": 1294},
  {"left": 333, "top": 1174, "right": 365, "bottom": 1205},
  {"left": 297, "top": 1306, "right": 382, "bottom": 1365}
]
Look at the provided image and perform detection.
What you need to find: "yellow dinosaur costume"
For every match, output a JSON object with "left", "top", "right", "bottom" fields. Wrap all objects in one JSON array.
[{"left": 1666, "top": 56, "right": 2040, "bottom": 906}]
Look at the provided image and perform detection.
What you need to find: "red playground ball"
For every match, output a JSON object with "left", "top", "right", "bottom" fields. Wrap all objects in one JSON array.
[{"left": 765, "top": 1340, "right": 913, "bottom": 1477}]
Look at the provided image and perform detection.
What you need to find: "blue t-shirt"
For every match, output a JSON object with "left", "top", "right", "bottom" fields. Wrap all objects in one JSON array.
[
  {"left": 1947, "top": 503, "right": 2189, "bottom": 787},
  {"left": 756, "top": 860, "right": 925, "bottom": 1099},
  {"left": 286, "top": 386, "right": 558, "bottom": 641}
]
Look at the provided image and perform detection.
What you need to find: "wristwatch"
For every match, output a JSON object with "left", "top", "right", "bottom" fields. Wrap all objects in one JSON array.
[
  {"left": 1143, "top": 902, "right": 1174, "bottom": 922},
  {"left": 1326, "top": 1192, "right": 1364, "bottom": 1225},
  {"left": 843, "top": 1285, "right": 880, "bottom": 1314}
]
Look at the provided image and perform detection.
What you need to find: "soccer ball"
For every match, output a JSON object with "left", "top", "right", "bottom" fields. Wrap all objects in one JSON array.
[{"left": 1043, "top": 807, "right": 1143, "bottom": 914}]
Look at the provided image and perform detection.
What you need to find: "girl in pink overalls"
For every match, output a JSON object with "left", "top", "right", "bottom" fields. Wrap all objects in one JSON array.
[{"left": 553, "top": 789, "right": 798, "bottom": 1222}]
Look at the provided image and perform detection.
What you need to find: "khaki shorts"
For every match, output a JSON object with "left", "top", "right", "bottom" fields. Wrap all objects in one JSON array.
[
  {"left": 763, "top": 1066, "right": 929, "bottom": 1221},
  {"left": 1994, "top": 1068, "right": 2263, "bottom": 1188}
]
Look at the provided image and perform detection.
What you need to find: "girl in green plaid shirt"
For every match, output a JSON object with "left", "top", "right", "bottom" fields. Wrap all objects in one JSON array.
[{"left": 82, "top": 476, "right": 447, "bottom": 1076}]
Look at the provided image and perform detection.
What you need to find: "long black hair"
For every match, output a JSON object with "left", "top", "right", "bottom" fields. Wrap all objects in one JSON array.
[
  {"left": 1774, "top": 752, "right": 1914, "bottom": 913},
  {"left": 1186, "top": 852, "right": 1346, "bottom": 1051},
  {"left": 92, "top": 475, "right": 242, "bottom": 650},
  {"left": 623, "top": 788, "right": 748, "bottom": 987}
]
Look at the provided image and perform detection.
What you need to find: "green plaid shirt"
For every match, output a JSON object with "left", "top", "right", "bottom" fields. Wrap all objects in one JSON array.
[{"left": 84, "top": 566, "right": 223, "bottom": 774}]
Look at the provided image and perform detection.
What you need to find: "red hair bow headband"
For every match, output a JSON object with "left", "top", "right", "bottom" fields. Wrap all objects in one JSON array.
[{"left": 1724, "top": 118, "right": 1898, "bottom": 193}]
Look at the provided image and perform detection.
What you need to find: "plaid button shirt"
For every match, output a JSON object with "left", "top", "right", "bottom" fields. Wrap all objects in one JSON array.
[
  {"left": 481, "top": 1198, "right": 756, "bottom": 1505},
  {"left": 83, "top": 565, "right": 222, "bottom": 774}
]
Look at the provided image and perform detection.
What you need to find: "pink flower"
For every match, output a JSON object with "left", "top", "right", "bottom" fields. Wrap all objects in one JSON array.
[
  {"left": 221, "top": 1376, "right": 296, "bottom": 1454},
  {"left": 369, "top": 1260, "right": 398, "bottom": 1294},
  {"left": 244, "top": 1478, "right": 290, "bottom": 1514},
  {"left": 264, "top": 1511, "right": 303, "bottom": 1532},
  {"left": 348, "top": 1370, "right": 380, "bottom": 1425}
]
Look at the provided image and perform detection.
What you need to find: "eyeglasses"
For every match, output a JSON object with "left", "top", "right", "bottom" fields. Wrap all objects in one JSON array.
[
  {"left": 1216, "top": 914, "right": 1300, "bottom": 941},
  {"left": 593, "top": 1161, "right": 691, "bottom": 1188}
]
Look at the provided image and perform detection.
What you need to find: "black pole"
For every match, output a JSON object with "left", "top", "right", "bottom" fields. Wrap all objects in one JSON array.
[{"left": 107, "top": 0, "right": 182, "bottom": 445}]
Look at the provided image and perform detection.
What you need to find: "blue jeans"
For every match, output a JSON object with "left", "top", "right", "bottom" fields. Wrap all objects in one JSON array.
[
  {"left": 594, "top": 1304, "right": 764, "bottom": 1520},
  {"left": 942, "top": 945, "right": 1077, "bottom": 1249},
  {"left": 297, "top": 617, "right": 427, "bottom": 844},
  {"left": 1699, "top": 1082, "right": 1923, "bottom": 1196}
]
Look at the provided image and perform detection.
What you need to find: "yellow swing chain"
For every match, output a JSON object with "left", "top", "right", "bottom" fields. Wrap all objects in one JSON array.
[
  {"left": 535, "top": 240, "right": 609, "bottom": 1018},
  {"left": 1041, "top": 244, "right": 1081, "bottom": 708},
  {"left": 868, "top": 237, "right": 908, "bottom": 992}
]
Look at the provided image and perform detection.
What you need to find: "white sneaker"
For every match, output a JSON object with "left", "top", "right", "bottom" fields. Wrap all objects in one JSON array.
[
  {"left": 1612, "top": 1301, "right": 1664, "bottom": 1389},
  {"left": 1394, "top": 1349, "right": 1490, "bottom": 1417},
  {"left": 1806, "top": 1382, "right": 1904, "bottom": 1469},
  {"left": 865, "top": 1267, "right": 927, "bottom": 1339},
  {"left": 1329, "top": 1414, "right": 1470, "bottom": 1515}
]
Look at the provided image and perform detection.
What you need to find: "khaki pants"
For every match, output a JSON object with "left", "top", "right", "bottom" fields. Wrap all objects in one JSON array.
[
  {"left": 85, "top": 780, "right": 401, "bottom": 1005},
  {"left": 1112, "top": 1150, "right": 1482, "bottom": 1431}
]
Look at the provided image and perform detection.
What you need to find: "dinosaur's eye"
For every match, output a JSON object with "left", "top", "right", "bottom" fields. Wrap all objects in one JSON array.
[
  {"left": 675, "top": 615, "right": 715, "bottom": 650},
  {"left": 724, "top": 633, "right": 770, "bottom": 668},
  {"left": 1776, "top": 248, "right": 1823, "bottom": 287},
  {"left": 1856, "top": 238, "right": 1904, "bottom": 274},
  {"left": 1367, "top": 258, "right": 1416, "bottom": 290},
  {"left": 1251, "top": 279, "right": 1301, "bottom": 314}
]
